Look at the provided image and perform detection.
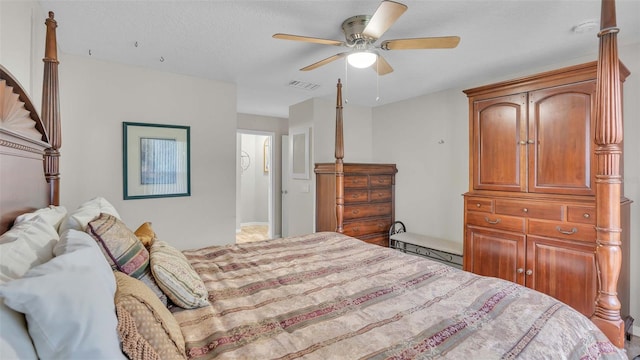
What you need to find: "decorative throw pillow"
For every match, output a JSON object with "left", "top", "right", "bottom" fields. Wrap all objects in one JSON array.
[
  {"left": 149, "top": 241, "right": 209, "bottom": 309},
  {"left": 59, "top": 196, "right": 120, "bottom": 233},
  {"left": 0, "top": 230, "right": 125, "bottom": 360},
  {"left": 134, "top": 222, "right": 157, "bottom": 249},
  {"left": 113, "top": 272, "right": 186, "bottom": 360},
  {"left": 86, "top": 213, "right": 149, "bottom": 279}
]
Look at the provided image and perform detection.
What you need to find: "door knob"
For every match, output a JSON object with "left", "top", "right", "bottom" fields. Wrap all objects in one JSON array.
[
  {"left": 526, "top": 269, "right": 533, "bottom": 276},
  {"left": 517, "top": 268, "right": 524, "bottom": 274}
]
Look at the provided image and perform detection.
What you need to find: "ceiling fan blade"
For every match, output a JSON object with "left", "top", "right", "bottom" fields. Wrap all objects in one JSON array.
[
  {"left": 381, "top": 36, "right": 460, "bottom": 50},
  {"left": 372, "top": 55, "right": 393, "bottom": 75},
  {"left": 300, "top": 53, "right": 348, "bottom": 71},
  {"left": 273, "top": 33, "right": 344, "bottom": 46},
  {"left": 362, "top": 1, "right": 408, "bottom": 40}
]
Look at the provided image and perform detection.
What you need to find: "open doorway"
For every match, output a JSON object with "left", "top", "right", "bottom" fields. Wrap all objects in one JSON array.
[{"left": 236, "top": 131, "right": 274, "bottom": 243}]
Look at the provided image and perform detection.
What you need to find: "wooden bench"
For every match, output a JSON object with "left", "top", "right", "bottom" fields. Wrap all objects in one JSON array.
[{"left": 389, "top": 232, "right": 463, "bottom": 269}]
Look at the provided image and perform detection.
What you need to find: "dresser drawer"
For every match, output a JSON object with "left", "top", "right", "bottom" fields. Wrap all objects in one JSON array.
[
  {"left": 344, "top": 218, "right": 391, "bottom": 237},
  {"left": 466, "top": 212, "right": 525, "bottom": 233},
  {"left": 528, "top": 220, "right": 596, "bottom": 242},
  {"left": 370, "top": 175, "right": 393, "bottom": 188},
  {"left": 344, "top": 175, "right": 368, "bottom": 188},
  {"left": 466, "top": 197, "right": 493, "bottom": 213},
  {"left": 344, "top": 189, "right": 369, "bottom": 203},
  {"left": 370, "top": 188, "right": 392, "bottom": 202},
  {"left": 495, "top": 200, "right": 562, "bottom": 220},
  {"left": 359, "top": 233, "right": 389, "bottom": 247},
  {"left": 567, "top": 206, "right": 596, "bottom": 224},
  {"left": 344, "top": 203, "right": 391, "bottom": 220}
]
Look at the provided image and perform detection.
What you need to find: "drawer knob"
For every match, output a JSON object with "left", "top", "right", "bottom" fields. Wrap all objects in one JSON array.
[
  {"left": 352, "top": 209, "right": 360, "bottom": 215},
  {"left": 476, "top": 203, "right": 481, "bottom": 208},
  {"left": 518, "top": 140, "right": 526, "bottom": 145},
  {"left": 522, "top": 208, "right": 528, "bottom": 213},
  {"left": 556, "top": 226, "right": 578, "bottom": 235},
  {"left": 353, "top": 227, "right": 360, "bottom": 233},
  {"left": 526, "top": 269, "right": 533, "bottom": 276},
  {"left": 352, "top": 194, "right": 360, "bottom": 199},
  {"left": 484, "top": 217, "right": 501, "bottom": 225},
  {"left": 583, "top": 213, "right": 590, "bottom": 219},
  {"left": 517, "top": 268, "right": 524, "bottom": 274}
]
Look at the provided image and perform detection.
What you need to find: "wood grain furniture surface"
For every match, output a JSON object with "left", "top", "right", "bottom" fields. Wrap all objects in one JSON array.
[
  {"left": 463, "top": 53, "right": 631, "bottom": 345},
  {"left": 315, "top": 163, "right": 397, "bottom": 247}
]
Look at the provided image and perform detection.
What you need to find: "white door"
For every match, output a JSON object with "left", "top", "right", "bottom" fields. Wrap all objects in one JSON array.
[{"left": 281, "top": 135, "right": 289, "bottom": 237}]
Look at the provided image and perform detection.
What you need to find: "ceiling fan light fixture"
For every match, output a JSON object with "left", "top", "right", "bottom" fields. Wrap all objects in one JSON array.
[{"left": 347, "top": 51, "right": 377, "bottom": 68}]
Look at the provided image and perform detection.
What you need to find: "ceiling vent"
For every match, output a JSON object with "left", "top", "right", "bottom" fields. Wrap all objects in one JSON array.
[{"left": 288, "top": 80, "right": 320, "bottom": 91}]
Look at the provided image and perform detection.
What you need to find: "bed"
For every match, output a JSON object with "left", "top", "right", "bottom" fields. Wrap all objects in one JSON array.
[{"left": 0, "top": 2, "right": 631, "bottom": 359}]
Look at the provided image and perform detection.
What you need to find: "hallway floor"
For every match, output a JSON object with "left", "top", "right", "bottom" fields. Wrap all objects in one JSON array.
[{"left": 236, "top": 224, "right": 269, "bottom": 243}]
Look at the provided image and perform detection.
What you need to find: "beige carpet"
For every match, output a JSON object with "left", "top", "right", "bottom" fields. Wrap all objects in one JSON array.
[
  {"left": 236, "top": 225, "right": 269, "bottom": 244},
  {"left": 628, "top": 335, "right": 640, "bottom": 359}
]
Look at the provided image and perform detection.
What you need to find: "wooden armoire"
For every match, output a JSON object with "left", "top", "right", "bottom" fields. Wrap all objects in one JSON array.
[
  {"left": 315, "top": 163, "right": 397, "bottom": 247},
  {"left": 462, "top": 61, "right": 631, "bottom": 319}
]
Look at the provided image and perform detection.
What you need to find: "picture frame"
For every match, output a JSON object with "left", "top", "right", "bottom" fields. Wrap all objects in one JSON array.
[
  {"left": 290, "top": 127, "right": 310, "bottom": 179},
  {"left": 123, "top": 122, "right": 191, "bottom": 199}
]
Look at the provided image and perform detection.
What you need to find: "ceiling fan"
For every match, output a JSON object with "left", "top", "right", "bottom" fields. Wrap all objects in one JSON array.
[{"left": 273, "top": 0, "right": 460, "bottom": 75}]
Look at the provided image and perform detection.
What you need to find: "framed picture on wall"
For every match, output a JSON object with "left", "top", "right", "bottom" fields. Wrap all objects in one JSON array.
[
  {"left": 123, "top": 122, "right": 191, "bottom": 199},
  {"left": 290, "top": 127, "right": 310, "bottom": 179}
]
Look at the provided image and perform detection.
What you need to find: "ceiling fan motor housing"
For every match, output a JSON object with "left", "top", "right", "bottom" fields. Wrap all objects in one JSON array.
[{"left": 341, "top": 15, "right": 375, "bottom": 45}]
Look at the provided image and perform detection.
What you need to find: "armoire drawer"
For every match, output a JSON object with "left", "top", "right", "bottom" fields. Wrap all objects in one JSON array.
[
  {"left": 344, "top": 203, "right": 391, "bottom": 220},
  {"left": 466, "top": 197, "right": 493, "bottom": 213},
  {"left": 495, "top": 200, "right": 562, "bottom": 220},
  {"left": 343, "top": 218, "right": 391, "bottom": 237},
  {"left": 359, "top": 233, "right": 389, "bottom": 247},
  {"left": 370, "top": 175, "right": 393, "bottom": 187},
  {"left": 528, "top": 220, "right": 596, "bottom": 242},
  {"left": 466, "top": 212, "right": 525, "bottom": 233},
  {"left": 567, "top": 205, "right": 596, "bottom": 225}
]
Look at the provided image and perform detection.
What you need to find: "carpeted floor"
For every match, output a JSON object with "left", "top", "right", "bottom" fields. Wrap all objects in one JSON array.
[{"left": 236, "top": 224, "right": 269, "bottom": 243}]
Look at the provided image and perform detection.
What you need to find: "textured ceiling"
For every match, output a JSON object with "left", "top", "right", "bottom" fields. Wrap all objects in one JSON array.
[{"left": 37, "top": 0, "right": 640, "bottom": 118}]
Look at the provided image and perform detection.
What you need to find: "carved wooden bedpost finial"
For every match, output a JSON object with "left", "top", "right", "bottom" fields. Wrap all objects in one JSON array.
[
  {"left": 42, "top": 11, "right": 61, "bottom": 205},
  {"left": 335, "top": 79, "right": 344, "bottom": 233},
  {"left": 591, "top": 0, "right": 625, "bottom": 348}
]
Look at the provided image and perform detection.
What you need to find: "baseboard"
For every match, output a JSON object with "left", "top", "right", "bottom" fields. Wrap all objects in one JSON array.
[{"left": 240, "top": 222, "right": 268, "bottom": 227}]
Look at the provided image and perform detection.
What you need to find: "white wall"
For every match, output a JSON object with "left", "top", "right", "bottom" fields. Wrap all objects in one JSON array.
[
  {"left": 58, "top": 54, "right": 237, "bottom": 250},
  {"left": 372, "top": 42, "right": 640, "bottom": 336},
  {"left": 0, "top": 1, "right": 45, "bottom": 113}
]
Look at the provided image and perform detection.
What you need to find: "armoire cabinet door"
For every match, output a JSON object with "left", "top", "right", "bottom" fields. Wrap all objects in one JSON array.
[
  {"left": 527, "top": 80, "right": 596, "bottom": 195},
  {"left": 473, "top": 94, "right": 527, "bottom": 192},
  {"left": 464, "top": 226, "right": 525, "bottom": 284},
  {"left": 526, "top": 235, "right": 597, "bottom": 317}
]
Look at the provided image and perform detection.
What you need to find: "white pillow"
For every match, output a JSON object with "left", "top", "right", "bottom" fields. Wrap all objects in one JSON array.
[
  {"left": 58, "top": 197, "right": 120, "bottom": 233},
  {"left": 0, "top": 217, "right": 59, "bottom": 283},
  {"left": 0, "top": 299, "right": 38, "bottom": 359},
  {"left": 0, "top": 230, "right": 126, "bottom": 360},
  {"left": 14, "top": 205, "right": 68, "bottom": 232}
]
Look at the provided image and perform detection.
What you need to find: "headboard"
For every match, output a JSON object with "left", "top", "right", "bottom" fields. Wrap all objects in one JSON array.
[{"left": 0, "top": 12, "right": 60, "bottom": 233}]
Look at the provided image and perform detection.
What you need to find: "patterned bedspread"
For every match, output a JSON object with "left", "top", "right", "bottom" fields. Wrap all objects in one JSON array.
[{"left": 174, "top": 232, "right": 626, "bottom": 359}]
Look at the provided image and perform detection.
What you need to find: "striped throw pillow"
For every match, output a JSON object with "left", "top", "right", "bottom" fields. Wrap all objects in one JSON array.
[
  {"left": 149, "top": 241, "right": 209, "bottom": 309},
  {"left": 86, "top": 213, "right": 149, "bottom": 279}
]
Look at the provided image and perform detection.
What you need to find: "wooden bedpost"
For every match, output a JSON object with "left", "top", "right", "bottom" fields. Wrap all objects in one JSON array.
[
  {"left": 591, "top": 0, "right": 625, "bottom": 348},
  {"left": 42, "top": 11, "right": 61, "bottom": 206},
  {"left": 335, "top": 79, "right": 344, "bottom": 233}
]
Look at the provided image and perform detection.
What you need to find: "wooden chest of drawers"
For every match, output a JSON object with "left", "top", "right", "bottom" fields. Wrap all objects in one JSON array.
[{"left": 315, "top": 163, "right": 397, "bottom": 247}]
